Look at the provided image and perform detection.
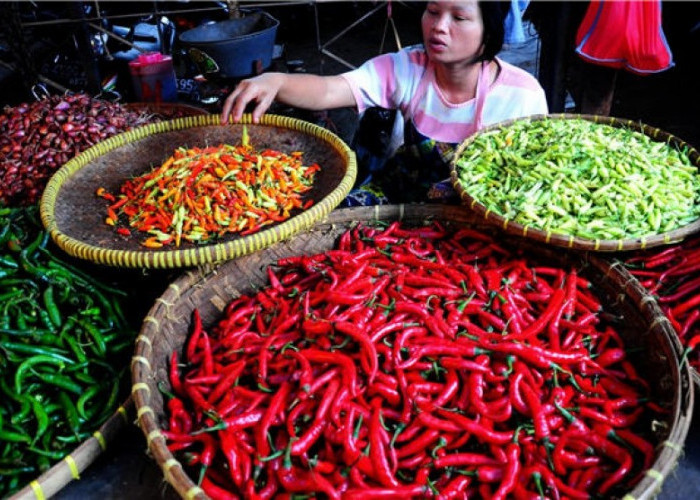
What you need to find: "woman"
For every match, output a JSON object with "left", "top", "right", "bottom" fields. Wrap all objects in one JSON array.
[{"left": 221, "top": 0, "right": 548, "bottom": 204}]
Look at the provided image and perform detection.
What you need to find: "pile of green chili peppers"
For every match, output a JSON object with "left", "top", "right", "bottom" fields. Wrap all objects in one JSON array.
[
  {"left": 454, "top": 118, "right": 700, "bottom": 240},
  {"left": 0, "top": 205, "right": 135, "bottom": 497}
]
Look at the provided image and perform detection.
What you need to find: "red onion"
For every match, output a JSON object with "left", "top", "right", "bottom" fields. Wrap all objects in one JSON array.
[{"left": 0, "top": 94, "right": 167, "bottom": 206}]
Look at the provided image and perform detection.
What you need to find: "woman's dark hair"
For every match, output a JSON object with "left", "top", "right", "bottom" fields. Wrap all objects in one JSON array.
[{"left": 478, "top": 1, "right": 508, "bottom": 61}]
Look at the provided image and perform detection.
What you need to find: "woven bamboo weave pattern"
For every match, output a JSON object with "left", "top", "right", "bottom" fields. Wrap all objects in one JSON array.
[
  {"left": 450, "top": 113, "right": 700, "bottom": 252},
  {"left": 132, "top": 204, "right": 692, "bottom": 500},
  {"left": 40, "top": 114, "right": 356, "bottom": 269}
]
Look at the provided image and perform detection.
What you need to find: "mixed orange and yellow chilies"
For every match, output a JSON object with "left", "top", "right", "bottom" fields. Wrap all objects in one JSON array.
[{"left": 97, "top": 136, "right": 319, "bottom": 248}]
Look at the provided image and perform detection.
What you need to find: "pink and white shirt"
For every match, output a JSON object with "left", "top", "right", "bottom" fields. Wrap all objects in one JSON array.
[{"left": 341, "top": 45, "right": 548, "bottom": 146}]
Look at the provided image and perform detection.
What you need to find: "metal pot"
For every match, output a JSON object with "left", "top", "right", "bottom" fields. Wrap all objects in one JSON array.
[{"left": 179, "top": 10, "right": 279, "bottom": 79}]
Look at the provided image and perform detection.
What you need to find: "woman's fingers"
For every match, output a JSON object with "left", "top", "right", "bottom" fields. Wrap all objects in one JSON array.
[
  {"left": 233, "top": 83, "right": 269, "bottom": 122},
  {"left": 221, "top": 81, "right": 259, "bottom": 124},
  {"left": 220, "top": 74, "right": 282, "bottom": 124},
  {"left": 251, "top": 93, "right": 276, "bottom": 123},
  {"left": 221, "top": 86, "right": 244, "bottom": 124}
]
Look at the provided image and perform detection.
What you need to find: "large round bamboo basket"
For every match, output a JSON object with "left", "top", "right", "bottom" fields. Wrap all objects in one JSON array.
[
  {"left": 132, "top": 204, "right": 693, "bottom": 500},
  {"left": 8, "top": 398, "right": 134, "bottom": 500},
  {"left": 613, "top": 249, "right": 700, "bottom": 389},
  {"left": 450, "top": 113, "right": 700, "bottom": 252},
  {"left": 39, "top": 114, "right": 356, "bottom": 269}
]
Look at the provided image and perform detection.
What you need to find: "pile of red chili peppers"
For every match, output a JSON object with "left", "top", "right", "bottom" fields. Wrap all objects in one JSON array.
[
  {"left": 164, "top": 222, "right": 664, "bottom": 499},
  {"left": 624, "top": 235, "right": 700, "bottom": 372},
  {"left": 98, "top": 136, "right": 319, "bottom": 248}
]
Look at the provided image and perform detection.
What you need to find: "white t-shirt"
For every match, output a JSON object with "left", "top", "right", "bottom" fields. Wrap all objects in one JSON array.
[{"left": 342, "top": 45, "right": 548, "bottom": 150}]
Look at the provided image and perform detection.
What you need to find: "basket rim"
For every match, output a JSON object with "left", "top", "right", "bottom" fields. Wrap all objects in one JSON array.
[
  {"left": 449, "top": 113, "right": 700, "bottom": 252},
  {"left": 7, "top": 397, "right": 134, "bottom": 500},
  {"left": 592, "top": 255, "right": 695, "bottom": 499},
  {"left": 38, "top": 113, "right": 357, "bottom": 269},
  {"left": 132, "top": 204, "right": 693, "bottom": 500}
]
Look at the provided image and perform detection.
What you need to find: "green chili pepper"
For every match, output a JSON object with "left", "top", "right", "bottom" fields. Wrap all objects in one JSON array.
[
  {"left": 455, "top": 117, "right": 700, "bottom": 240},
  {"left": 14, "top": 355, "right": 72, "bottom": 393},
  {"left": 29, "top": 396, "right": 50, "bottom": 444},
  {"left": 57, "top": 391, "right": 82, "bottom": 438},
  {"left": 0, "top": 429, "right": 32, "bottom": 444},
  {"left": 1, "top": 341, "right": 74, "bottom": 363},
  {"left": 0, "top": 206, "right": 136, "bottom": 498},
  {"left": 42, "top": 285, "right": 62, "bottom": 328},
  {"left": 76, "top": 384, "right": 106, "bottom": 420},
  {"left": 78, "top": 319, "right": 108, "bottom": 357},
  {"left": 27, "top": 447, "right": 65, "bottom": 460},
  {"left": 33, "top": 372, "right": 84, "bottom": 395}
]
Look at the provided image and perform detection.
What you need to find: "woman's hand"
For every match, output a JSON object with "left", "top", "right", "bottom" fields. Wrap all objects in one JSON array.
[
  {"left": 221, "top": 72, "right": 286, "bottom": 124},
  {"left": 220, "top": 72, "right": 356, "bottom": 125}
]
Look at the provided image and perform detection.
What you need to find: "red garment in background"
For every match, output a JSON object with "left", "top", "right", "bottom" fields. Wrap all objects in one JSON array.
[{"left": 575, "top": 0, "right": 674, "bottom": 75}]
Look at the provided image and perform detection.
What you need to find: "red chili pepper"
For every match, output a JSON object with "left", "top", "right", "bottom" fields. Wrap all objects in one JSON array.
[
  {"left": 300, "top": 348, "right": 358, "bottom": 396},
  {"left": 435, "top": 408, "right": 513, "bottom": 444},
  {"left": 485, "top": 341, "right": 585, "bottom": 369},
  {"left": 169, "top": 351, "right": 184, "bottom": 396},
  {"left": 276, "top": 466, "right": 340, "bottom": 500},
  {"left": 207, "top": 360, "right": 245, "bottom": 405},
  {"left": 520, "top": 381, "right": 550, "bottom": 443},
  {"left": 595, "top": 347, "right": 626, "bottom": 368},
  {"left": 219, "top": 430, "right": 245, "bottom": 488},
  {"left": 187, "top": 308, "right": 204, "bottom": 363},
  {"left": 201, "top": 475, "right": 240, "bottom": 500},
  {"left": 577, "top": 431, "right": 634, "bottom": 495},
  {"left": 491, "top": 443, "right": 520, "bottom": 500},
  {"left": 672, "top": 293, "right": 700, "bottom": 317},
  {"left": 334, "top": 320, "right": 378, "bottom": 384},
  {"left": 433, "top": 452, "right": 501, "bottom": 468},
  {"left": 342, "top": 486, "right": 426, "bottom": 499},
  {"left": 680, "top": 309, "right": 700, "bottom": 339},
  {"left": 659, "top": 275, "right": 700, "bottom": 303},
  {"left": 615, "top": 428, "right": 655, "bottom": 471},
  {"left": 183, "top": 380, "right": 213, "bottom": 413},
  {"left": 200, "top": 330, "right": 214, "bottom": 377},
  {"left": 291, "top": 379, "right": 339, "bottom": 456},
  {"left": 256, "top": 381, "right": 290, "bottom": 460},
  {"left": 368, "top": 399, "right": 399, "bottom": 487},
  {"left": 509, "top": 288, "right": 565, "bottom": 341},
  {"left": 167, "top": 396, "right": 192, "bottom": 434}
]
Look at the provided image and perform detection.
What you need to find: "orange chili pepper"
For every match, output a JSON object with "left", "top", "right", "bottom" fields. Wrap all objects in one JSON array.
[{"left": 100, "top": 140, "right": 319, "bottom": 248}]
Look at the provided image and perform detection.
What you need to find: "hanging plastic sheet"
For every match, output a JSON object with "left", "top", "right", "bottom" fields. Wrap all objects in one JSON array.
[{"left": 575, "top": 0, "right": 674, "bottom": 75}]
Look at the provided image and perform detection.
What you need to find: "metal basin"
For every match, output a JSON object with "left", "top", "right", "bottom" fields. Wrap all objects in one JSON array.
[{"left": 179, "top": 11, "right": 279, "bottom": 78}]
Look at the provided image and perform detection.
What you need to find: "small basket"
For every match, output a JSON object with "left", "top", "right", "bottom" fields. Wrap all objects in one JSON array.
[
  {"left": 450, "top": 113, "right": 700, "bottom": 252},
  {"left": 124, "top": 102, "right": 210, "bottom": 120},
  {"left": 40, "top": 113, "right": 356, "bottom": 269},
  {"left": 8, "top": 398, "right": 134, "bottom": 500},
  {"left": 132, "top": 204, "right": 693, "bottom": 500}
]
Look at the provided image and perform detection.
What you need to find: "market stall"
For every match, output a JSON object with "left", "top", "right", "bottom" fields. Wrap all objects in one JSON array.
[
  {"left": 2, "top": 94, "right": 700, "bottom": 498},
  {"left": 3, "top": 2, "right": 700, "bottom": 499}
]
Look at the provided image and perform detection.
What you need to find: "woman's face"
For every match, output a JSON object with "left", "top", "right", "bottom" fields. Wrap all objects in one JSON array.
[{"left": 422, "top": 0, "right": 485, "bottom": 65}]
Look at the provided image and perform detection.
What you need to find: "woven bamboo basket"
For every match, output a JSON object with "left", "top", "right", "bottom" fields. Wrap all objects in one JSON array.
[
  {"left": 39, "top": 113, "right": 356, "bottom": 269},
  {"left": 450, "top": 113, "right": 700, "bottom": 252},
  {"left": 132, "top": 204, "right": 693, "bottom": 500},
  {"left": 7, "top": 398, "right": 134, "bottom": 500},
  {"left": 612, "top": 250, "right": 700, "bottom": 388}
]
